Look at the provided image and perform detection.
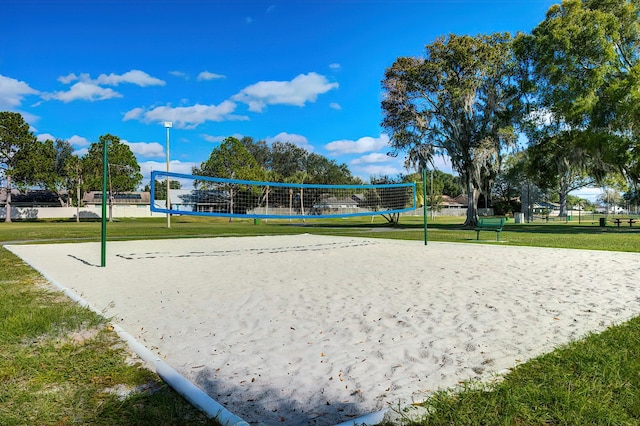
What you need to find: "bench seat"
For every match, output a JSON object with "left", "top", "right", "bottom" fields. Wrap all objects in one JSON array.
[{"left": 474, "top": 217, "right": 505, "bottom": 241}]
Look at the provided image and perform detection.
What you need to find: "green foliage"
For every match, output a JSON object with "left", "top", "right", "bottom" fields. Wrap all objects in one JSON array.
[
  {"left": 146, "top": 179, "right": 181, "bottom": 200},
  {"left": 193, "top": 136, "right": 265, "bottom": 182},
  {"left": 492, "top": 152, "right": 525, "bottom": 215},
  {"left": 64, "top": 155, "right": 83, "bottom": 207},
  {"left": 13, "top": 138, "right": 76, "bottom": 206},
  {"left": 269, "top": 141, "right": 309, "bottom": 180},
  {"left": 520, "top": 0, "right": 640, "bottom": 190},
  {"left": 525, "top": 0, "right": 640, "bottom": 130},
  {"left": 0, "top": 112, "right": 35, "bottom": 175},
  {"left": 81, "top": 134, "right": 142, "bottom": 193},
  {"left": 0, "top": 111, "right": 38, "bottom": 222},
  {"left": 382, "top": 33, "right": 521, "bottom": 226},
  {"left": 193, "top": 136, "right": 266, "bottom": 215},
  {"left": 200, "top": 135, "right": 359, "bottom": 186},
  {"left": 239, "top": 136, "right": 271, "bottom": 170},
  {"left": 522, "top": 131, "right": 594, "bottom": 216},
  {"left": 305, "top": 152, "right": 357, "bottom": 184},
  {"left": 404, "top": 170, "right": 463, "bottom": 197}
]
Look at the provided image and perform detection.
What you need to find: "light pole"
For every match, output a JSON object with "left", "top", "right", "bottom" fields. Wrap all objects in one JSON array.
[{"left": 164, "top": 121, "right": 172, "bottom": 228}]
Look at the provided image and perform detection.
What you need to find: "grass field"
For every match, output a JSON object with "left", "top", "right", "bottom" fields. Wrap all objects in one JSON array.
[{"left": 0, "top": 216, "right": 638, "bottom": 425}]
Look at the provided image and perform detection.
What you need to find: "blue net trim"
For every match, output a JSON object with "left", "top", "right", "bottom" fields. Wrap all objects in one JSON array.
[{"left": 150, "top": 171, "right": 417, "bottom": 219}]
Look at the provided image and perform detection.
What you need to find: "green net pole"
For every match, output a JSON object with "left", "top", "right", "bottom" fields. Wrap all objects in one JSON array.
[
  {"left": 423, "top": 168, "right": 428, "bottom": 245},
  {"left": 101, "top": 139, "right": 108, "bottom": 267}
]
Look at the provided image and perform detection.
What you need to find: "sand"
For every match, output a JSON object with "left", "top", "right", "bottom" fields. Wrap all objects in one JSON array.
[{"left": 6, "top": 234, "right": 640, "bottom": 425}]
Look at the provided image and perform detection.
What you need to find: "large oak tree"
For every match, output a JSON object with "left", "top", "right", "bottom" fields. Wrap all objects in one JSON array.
[{"left": 382, "top": 33, "right": 521, "bottom": 226}]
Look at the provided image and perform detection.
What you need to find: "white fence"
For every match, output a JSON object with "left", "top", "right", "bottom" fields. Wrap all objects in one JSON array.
[
  {"left": 403, "top": 207, "right": 493, "bottom": 217},
  {"left": 0, "top": 205, "right": 158, "bottom": 220}
]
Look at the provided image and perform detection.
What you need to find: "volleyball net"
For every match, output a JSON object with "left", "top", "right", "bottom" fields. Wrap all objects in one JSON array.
[{"left": 150, "top": 171, "right": 417, "bottom": 219}]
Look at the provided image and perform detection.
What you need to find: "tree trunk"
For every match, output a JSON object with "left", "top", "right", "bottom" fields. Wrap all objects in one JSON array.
[
  {"left": 558, "top": 180, "right": 568, "bottom": 217},
  {"left": 464, "top": 177, "right": 479, "bottom": 227},
  {"left": 4, "top": 175, "right": 11, "bottom": 223},
  {"left": 76, "top": 185, "right": 80, "bottom": 223}
]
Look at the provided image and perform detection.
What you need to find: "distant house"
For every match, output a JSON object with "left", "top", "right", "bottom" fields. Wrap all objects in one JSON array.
[
  {"left": 0, "top": 189, "right": 68, "bottom": 207},
  {"left": 438, "top": 195, "right": 466, "bottom": 209},
  {"left": 452, "top": 194, "right": 469, "bottom": 207},
  {"left": 83, "top": 191, "right": 150, "bottom": 208},
  {"left": 0, "top": 188, "right": 20, "bottom": 206},
  {"left": 312, "top": 195, "right": 359, "bottom": 214},
  {"left": 533, "top": 201, "right": 560, "bottom": 215}
]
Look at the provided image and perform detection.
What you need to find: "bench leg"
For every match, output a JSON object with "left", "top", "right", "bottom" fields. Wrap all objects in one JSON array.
[
  {"left": 476, "top": 230, "right": 480, "bottom": 240},
  {"left": 496, "top": 231, "right": 501, "bottom": 242}
]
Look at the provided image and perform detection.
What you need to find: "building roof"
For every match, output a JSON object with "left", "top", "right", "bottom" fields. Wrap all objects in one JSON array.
[{"left": 83, "top": 191, "right": 150, "bottom": 205}]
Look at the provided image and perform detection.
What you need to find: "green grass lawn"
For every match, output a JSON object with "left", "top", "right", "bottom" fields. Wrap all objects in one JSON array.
[
  {"left": 0, "top": 241, "right": 218, "bottom": 425},
  {"left": 0, "top": 216, "right": 638, "bottom": 425}
]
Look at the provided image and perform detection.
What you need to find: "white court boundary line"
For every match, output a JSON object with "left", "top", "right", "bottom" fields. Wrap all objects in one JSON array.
[{"left": 6, "top": 245, "right": 249, "bottom": 426}]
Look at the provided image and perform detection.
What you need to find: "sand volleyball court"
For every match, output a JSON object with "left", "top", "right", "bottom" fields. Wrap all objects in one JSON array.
[{"left": 7, "top": 234, "right": 640, "bottom": 425}]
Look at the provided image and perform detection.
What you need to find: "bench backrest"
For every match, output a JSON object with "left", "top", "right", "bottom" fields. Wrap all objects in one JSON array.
[{"left": 478, "top": 217, "right": 505, "bottom": 228}]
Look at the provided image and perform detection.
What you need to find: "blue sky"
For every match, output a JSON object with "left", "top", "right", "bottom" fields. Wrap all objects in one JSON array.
[{"left": 3, "top": 0, "right": 582, "bottom": 193}]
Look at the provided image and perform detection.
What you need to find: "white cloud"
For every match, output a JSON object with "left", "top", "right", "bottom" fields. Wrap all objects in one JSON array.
[
  {"left": 0, "top": 74, "right": 40, "bottom": 108},
  {"left": 69, "top": 135, "right": 91, "bottom": 147},
  {"left": 197, "top": 71, "right": 225, "bottom": 81},
  {"left": 202, "top": 133, "right": 244, "bottom": 143},
  {"left": 58, "top": 73, "right": 81, "bottom": 84},
  {"left": 94, "top": 70, "right": 165, "bottom": 87},
  {"left": 73, "top": 147, "right": 88, "bottom": 157},
  {"left": 325, "top": 134, "right": 390, "bottom": 154},
  {"left": 266, "top": 132, "right": 314, "bottom": 151},
  {"left": 430, "top": 155, "right": 454, "bottom": 174},
  {"left": 570, "top": 187, "right": 603, "bottom": 203},
  {"left": 36, "top": 133, "right": 56, "bottom": 142},
  {"left": 329, "top": 102, "right": 341, "bottom": 110},
  {"left": 351, "top": 164, "right": 403, "bottom": 178},
  {"left": 20, "top": 111, "right": 40, "bottom": 124},
  {"left": 170, "top": 71, "right": 188, "bottom": 79},
  {"left": 123, "top": 100, "right": 248, "bottom": 129},
  {"left": 43, "top": 81, "right": 122, "bottom": 102},
  {"left": 58, "top": 70, "right": 164, "bottom": 87},
  {"left": 350, "top": 153, "right": 390, "bottom": 165},
  {"left": 202, "top": 135, "right": 225, "bottom": 143},
  {"left": 123, "top": 107, "right": 144, "bottom": 121},
  {"left": 45, "top": 70, "right": 164, "bottom": 103},
  {"left": 140, "top": 160, "right": 198, "bottom": 188},
  {"left": 124, "top": 140, "right": 165, "bottom": 158},
  {"left": 232, "top": 72, "right": 339, "bottom": 112},
  {"left": 329, "top": 63, "right": 341, "bottom": 70},
  {"left": 349, "top": 153, "right": 404, "bottom": 179}
]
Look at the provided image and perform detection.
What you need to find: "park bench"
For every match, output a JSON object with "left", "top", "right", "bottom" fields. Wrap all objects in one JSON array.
[
  {"left": 474, "top": 217, "right": 505, "bottom": 241},
  {"left": 612, "top": 218, "right": 637, "bottom": 227}
]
